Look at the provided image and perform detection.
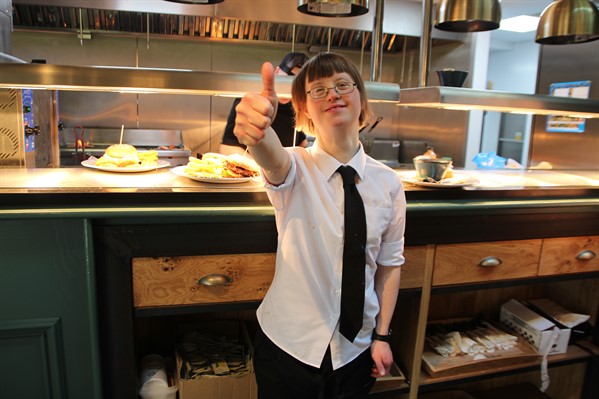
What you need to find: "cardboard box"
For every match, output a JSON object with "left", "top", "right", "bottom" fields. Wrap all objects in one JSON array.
[
  {"left": 500, "top": 299, "right": 570, "bottom": 355},
  {"left": 176, "top": 321, "right": 257, "bottom": 399},
  {"left": 370, "top": 362, "right": 406, "bottom": 393}
]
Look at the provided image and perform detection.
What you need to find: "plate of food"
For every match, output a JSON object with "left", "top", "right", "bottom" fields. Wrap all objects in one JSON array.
[
  {"left": 401, "top": 173, "right": 479, "bottom": 188},
  {"left": 172, "top": 152, "right": 260, "bottom": 183},
  {"left": 81, "top": 144, "right": 171, "bottom": 172}
]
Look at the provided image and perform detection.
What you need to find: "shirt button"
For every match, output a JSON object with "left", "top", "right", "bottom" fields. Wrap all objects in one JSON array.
[{"left": 334, "top": 289, "right": 341, "bottom": 295}]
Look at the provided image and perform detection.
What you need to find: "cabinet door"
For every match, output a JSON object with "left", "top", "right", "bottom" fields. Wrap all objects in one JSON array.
[
  {"left": 0, "top": 219, "right": 102, "bottom": 399},
  {"left": 433, "top": 240, "right": 542, "bottom": 286},
  {"left": 539, "top": 236, "right": 599, "bottom": 276}
]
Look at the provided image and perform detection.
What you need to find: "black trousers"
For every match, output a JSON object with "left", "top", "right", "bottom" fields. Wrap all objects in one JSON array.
[{"left": 253, "top": 325, "right": 376, "bottom": 399}]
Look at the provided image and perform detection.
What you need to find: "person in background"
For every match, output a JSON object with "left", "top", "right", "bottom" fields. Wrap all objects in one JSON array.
[
  {"left": 233, "top": 52, "right": 406, "bottom": 399},
  {"left": 219, "top": 52, "right": 310, "bottom": 156}
]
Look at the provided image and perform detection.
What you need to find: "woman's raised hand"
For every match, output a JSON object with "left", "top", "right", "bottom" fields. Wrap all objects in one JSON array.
[{"left": 233, "top": 62, "right": 279, "bottom": 147}]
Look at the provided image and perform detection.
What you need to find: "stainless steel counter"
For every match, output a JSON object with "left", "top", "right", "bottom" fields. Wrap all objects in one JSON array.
[
  {"left": 1, "top": 166, "right": 597, "bottom": 192},
  {"left": 0, "top": 166, "right": 266, "bottom": 193}
]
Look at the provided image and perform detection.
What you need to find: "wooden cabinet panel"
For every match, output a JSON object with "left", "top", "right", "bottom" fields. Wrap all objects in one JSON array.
[
  {"left": 432, "top": 240, "right": 542, "bottom": 286},
  {"left": 132, "top": 253, "right": 275, "bottom": 307},
  {"left": 539, "top": 236, "right": 599, "bottom": 276},
  {"left": 401, "top": 245, "right": 428, "bottom": 289}
]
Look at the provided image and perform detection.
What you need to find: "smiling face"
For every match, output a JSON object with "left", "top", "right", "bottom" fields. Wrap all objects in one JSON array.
[
  {"left": 304, "top": 73, "right": 361, "bottom": 134},
  {"left": 292, "top": 52, "right": 371, "bottom": 136}
]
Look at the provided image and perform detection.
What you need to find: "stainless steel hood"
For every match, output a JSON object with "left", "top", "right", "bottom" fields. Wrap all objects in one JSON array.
[
  {"left": 0, "top": 62, "right": 401, "bottom": 102},
  {"left": 10, "top": 1, "right": 428, "bottom": 54},
  {"left": 399, "top": 86, "right": 599, "bottom": 118}
]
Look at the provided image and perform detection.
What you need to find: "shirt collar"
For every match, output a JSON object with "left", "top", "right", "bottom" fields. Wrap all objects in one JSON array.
[{"left": 310, "top": 140, "right": 367, "bottom": 182}]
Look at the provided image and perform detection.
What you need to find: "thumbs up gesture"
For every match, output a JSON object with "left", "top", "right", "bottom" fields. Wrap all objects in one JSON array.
[{"left": 233, "top": 62, "right": 279, "bottom": 147}]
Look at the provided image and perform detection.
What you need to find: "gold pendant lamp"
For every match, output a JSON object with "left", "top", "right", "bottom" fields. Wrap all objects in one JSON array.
[
  {"left": 536, "top": 0, "right": 599, "bottom": 44},
  {"left": 297, "top": 0, "right": 369, "bottom": 17},
  {"left": 435, "top": 0, "right": 502, "bottom": 32},
  {"left": 163, "top": 0, "right": 224, "bottom": 3}
]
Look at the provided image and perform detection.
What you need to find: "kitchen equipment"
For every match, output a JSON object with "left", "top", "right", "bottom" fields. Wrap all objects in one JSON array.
[
  {"left": 413, "top": 157, "right": 452, "bottom": 181},
  {"left": 436, "top": 70, "right": 469, "bottom": 87},
  {"left": 369, "top": 116, "right": 384, "bottom": 132},
  {"left": 368, "top": 139, "right": 401, "bottom": 167},
  {"left": 435, "top": 0, "right": 502, "bottom": 32},
  {"left": 0, "top": 88, "right": 58, "bottom": 168},
  {"left": 72, "top": 125, "right": 89, "bottom": 163},
  {"left": 536, "top": 0, "right": 599, "bottom": 45},
  {"left": 360, "top": 116, "right": 383, "bottom": 154},
  {"left": 59, "top": 128, "right": 191, "bottom": 167}
]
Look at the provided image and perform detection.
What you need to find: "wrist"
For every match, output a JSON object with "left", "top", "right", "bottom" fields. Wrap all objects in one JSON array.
[{"left": 371, "top": 329, "right": 392, "bottom": 343}]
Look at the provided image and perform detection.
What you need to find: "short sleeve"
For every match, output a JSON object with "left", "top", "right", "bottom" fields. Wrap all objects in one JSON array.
[
  {"left": 376, "top": 180, "right": 406, "bottom": 267},
  {"left": 263, "top": 150, "right": 296, "bottom": 211}
]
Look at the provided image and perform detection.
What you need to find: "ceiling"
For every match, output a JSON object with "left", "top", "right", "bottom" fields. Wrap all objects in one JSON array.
[{"left": 490, "top": 0, "right": 554, "bottom": 46}]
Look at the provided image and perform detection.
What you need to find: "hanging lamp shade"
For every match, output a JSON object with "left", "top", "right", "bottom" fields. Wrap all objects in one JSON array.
[
  {"left": 297, "top": 0, "right": 369, "bottom": 17},
  {"left": 536, "top": 0, "right": 599, "bottom": 44},
  {"left": 163, "top": 0, "right": 224, "bottom": 4},
  {"left": 435, "top": 0, "right": 502, "bottom": 32}
]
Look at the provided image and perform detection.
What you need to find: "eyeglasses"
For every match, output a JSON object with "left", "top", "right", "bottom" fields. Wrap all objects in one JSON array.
[{"left": 306, "top": 81, "right": 356, "bottom": 99}]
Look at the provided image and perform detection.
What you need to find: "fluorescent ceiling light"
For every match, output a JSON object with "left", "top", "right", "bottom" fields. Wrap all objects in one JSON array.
[{"left": 500, "top": 15, "right": 540, "bottom": 33}]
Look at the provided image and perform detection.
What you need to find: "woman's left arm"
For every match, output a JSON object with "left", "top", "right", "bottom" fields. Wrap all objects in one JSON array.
[{"left": 371, "top": 264, "right": 401, "bottom": 377}]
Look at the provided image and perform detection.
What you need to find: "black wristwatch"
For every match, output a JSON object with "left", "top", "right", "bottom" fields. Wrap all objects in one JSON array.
[{"left": 371, "top": 329, "right": 392, "bottom": 343}]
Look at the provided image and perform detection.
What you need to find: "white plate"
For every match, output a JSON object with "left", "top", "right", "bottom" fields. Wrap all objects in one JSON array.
[
  {"left": 81, "top": 158, "right": 171, "bottom": 173},
  {"left": 401, "top": 174, "right": 479, "bottom": 188},
  {"left": 171, "top": 166, "right": 252, "bottom": 183}
]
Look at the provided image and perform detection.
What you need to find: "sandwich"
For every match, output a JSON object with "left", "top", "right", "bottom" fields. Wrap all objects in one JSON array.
[
  {"left": 94, "top": 144, "right": 158, "bottom": 168},
  {"left": 184, "top": 153, "right": 260, "bottom": 179},
  {"left": 223, "top": 154, "right": 260, "bottom": 178}
]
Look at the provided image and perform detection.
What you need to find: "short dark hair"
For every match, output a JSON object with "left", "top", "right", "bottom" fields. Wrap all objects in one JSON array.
[
  {"left": 292, "top": 52, "right": 371, "bottom": 136},
  {"left": 278, "top": 52, "right": 309, "bottom": 75}
]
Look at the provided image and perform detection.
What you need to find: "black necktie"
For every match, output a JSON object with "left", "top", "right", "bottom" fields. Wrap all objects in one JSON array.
[{"left": 337, "top": 166, "right": 367, "bottom": 342}]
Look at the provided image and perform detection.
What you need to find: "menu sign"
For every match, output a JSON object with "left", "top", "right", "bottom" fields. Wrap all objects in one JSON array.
[{"left": 546, "top": 80, "right": 591, "bottom": 133}]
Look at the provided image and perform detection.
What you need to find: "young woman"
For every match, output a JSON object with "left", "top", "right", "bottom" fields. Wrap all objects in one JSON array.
[{"left": 233, "top": 52, "right": 406, "bottom": 399}]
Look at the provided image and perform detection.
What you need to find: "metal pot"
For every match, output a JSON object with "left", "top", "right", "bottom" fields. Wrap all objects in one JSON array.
[{"left": 413, "top": 157, "right": 452, "bottom": 181}]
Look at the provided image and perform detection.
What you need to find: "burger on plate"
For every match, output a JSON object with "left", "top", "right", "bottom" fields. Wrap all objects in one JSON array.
[
  {"left": 184, "top": 153, "right": 260, "bottom": 179},
  {"left": 94, "top": 144, "right": 157, "bottom": 168},
  {"left": 223, "top": 154, "right": 260, "bottom": 178}
]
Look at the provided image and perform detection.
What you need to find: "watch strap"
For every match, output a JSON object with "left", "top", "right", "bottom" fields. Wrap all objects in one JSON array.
[{"left": 371, "top": 329, "right": 392, "bottom": 343}]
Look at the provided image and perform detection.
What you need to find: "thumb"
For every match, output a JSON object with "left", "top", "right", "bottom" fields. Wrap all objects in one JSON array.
[{"left": 261, "top": 62, "right": 278, "bottom": 113}]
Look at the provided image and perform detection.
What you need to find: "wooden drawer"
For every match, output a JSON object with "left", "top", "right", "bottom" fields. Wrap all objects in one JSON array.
[
  {"left": 400, "top": 245, "right": 428, "bottom": 289},
  {"left": 132, "top": 253, "right": 275, "bottom": 308},
  {"left": 432, "top": 239, "right": 542, "bottom": 286},
  {"left": 539, "top": 236, "right": 599, "bottom": 276}
]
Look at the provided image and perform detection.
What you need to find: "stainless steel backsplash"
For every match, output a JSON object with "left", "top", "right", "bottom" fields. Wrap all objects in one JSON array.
[{"left": 11, "top": 30, "right": 474, "bottom": 165}]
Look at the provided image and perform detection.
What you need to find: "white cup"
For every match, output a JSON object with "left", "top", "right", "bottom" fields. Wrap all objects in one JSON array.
[{"left": 140, "top": 354, "right": 168, "bottom": 388}]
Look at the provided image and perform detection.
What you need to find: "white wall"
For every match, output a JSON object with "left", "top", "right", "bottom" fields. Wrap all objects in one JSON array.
[
  {"left": 488, "top": 41, "right": 540, "bottom": 94},
  {"left": 480, "top": 41, "right": 540, "bottom": 165}
]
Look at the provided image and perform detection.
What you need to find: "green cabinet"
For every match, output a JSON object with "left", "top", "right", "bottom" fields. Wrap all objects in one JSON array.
[{"left": 0, "top": 219, "right": 102, "bottom": 399}]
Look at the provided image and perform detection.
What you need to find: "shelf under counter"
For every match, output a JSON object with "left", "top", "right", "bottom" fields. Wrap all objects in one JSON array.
[{"left": 416, "top": 342, "right": 599, "bottom": 392}]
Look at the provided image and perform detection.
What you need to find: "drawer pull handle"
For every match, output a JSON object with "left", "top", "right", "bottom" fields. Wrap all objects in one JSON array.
[
  {"left": 479, "top": 256, "right": 502, "bottom": 267},
  {"left": 576, "top": 250, "right": 596, "bottom": 261},
  {"left": 198, "top": 274, "right": 233, "bottom": 286}
]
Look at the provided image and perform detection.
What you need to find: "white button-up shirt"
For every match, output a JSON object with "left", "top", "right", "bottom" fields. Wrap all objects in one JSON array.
[{"left": 257, "top": 140, "right": 406, "bottom": 370}]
